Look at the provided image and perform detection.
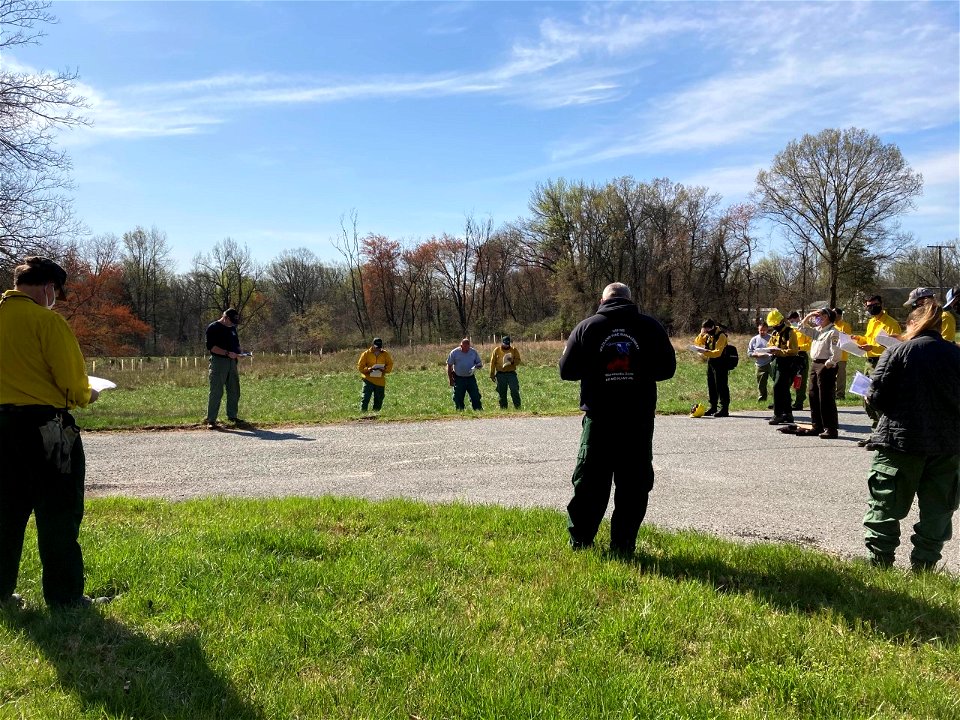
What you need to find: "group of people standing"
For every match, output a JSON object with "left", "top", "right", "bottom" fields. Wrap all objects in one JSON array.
[
  {"left": 1, "top": 254, "right": 956, "bottom": 612},
  {"left": 694, "top": 288, "right": 960, "bottom": 572}
]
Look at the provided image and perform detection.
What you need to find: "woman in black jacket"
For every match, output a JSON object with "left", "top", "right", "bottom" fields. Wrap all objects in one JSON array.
[{"left": 863, "top": 303, "right": 960, "bottom": 571}]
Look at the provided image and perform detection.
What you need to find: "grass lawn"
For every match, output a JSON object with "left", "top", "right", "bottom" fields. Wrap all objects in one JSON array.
[
  {"left": 2, "top": 497, "right": 958, "bottom": 719},
  {"left": 75, "top": 339, "right": 863, "bottom": 430}
]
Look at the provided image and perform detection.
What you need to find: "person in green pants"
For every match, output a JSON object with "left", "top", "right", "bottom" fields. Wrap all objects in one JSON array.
[
  {"left": 862, "top": 303, "right": 960, "bottom": 571},
  {"left": 204, "top": 308, "right": 245, "bottom": 428}
]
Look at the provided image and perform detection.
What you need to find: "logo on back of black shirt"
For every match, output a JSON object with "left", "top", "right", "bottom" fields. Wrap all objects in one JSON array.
[{"left": 601, "top": 331, "right": 639, "bottom": 380}]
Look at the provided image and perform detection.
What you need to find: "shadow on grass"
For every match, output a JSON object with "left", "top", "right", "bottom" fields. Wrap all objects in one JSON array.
[
  {"left": 1, "top": 606, "right": 263, "bottom": 720},
  {"left": 618, "top": 544, "right": 958, "bottom": 644}
]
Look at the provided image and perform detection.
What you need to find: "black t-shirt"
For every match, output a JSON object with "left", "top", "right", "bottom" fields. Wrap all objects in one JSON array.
[{"left": 206, "top": 320, "right": 240, "bottom": 354}]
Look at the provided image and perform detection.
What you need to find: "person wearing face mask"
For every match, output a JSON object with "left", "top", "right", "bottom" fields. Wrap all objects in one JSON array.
[
  {"left": 851, "top": 295, "right": 901, "bottom": 444},
  {"left": 204, "top": 307, "right": 246, "bottom": 428},
  {"left": 793, "top": 308, "right": 843, "bottom": 438},
  {"left": 0, "top": 256, "right": 105, "bottom": 609}
]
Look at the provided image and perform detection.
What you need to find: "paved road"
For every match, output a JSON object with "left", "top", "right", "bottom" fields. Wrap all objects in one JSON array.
[{"left": 84, "top": 407, "right": 958, "bottom": 573}]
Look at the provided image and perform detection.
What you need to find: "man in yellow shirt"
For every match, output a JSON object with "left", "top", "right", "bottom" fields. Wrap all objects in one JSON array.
[
  {"left": 851, "top": 294, "right": 901, "bottom": 441},
  {"left": 832, "top": 308, "right": 852, "bottom": 399},
  {"left": 787, "top": 311, "right": 810, "bottom": 411},
  {"left": 489, "top": 336, "right": 522, "bottom": 409},
  {"left": 0, "top": 257, "right": 104, "bottom": 608},
  {"left": 356, "top": 338, "right": 394, "bottom": 412}
]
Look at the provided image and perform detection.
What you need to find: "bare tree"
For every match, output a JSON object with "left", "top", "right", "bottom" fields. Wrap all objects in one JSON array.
[
  {"left": 121, "top": 225, "right": 172, "bottom": 352},
  {"left": 0, "top": 0, "right": 87, "bottom": 265},
  {"left": 192, "top": 237, "right": 265, "bottom": 319},
  {"left": 755, "top": 127, "right": 923, "bottom": 307},
  {"left": 333, "top": 209, "right": 370, "bottom": 337},
  {"left": 267, "top": 247, "right": 327, "bottom": 316}
]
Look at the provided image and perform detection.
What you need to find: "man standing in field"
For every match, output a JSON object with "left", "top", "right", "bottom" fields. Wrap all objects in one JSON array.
[
  {"left": 205, "top": 308, "right": 245, "bottom": 428},
  {"left": 447, "top": 337, "right": 483, "bottom": 411},
  {"left": 559, "top": 282, "right": 676, "bottom": 555},
  {"left": 0, "top": 257, "right": 106, "bottom": 608},
  {"left": 357, "top": 337, "right": 394, "bottom": 413},
  {"left": 489, "top": 335, "right": 522, "bottom": 409}
]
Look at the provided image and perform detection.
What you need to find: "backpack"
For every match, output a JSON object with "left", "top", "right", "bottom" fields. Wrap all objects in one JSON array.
[{"left": 722, "top": 343, "right": 739, "bottom": 370}]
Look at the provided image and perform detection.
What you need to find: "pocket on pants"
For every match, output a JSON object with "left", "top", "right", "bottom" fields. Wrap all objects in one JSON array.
[{"left": 867, "top": 462, "right": 899, "bottom": 505}]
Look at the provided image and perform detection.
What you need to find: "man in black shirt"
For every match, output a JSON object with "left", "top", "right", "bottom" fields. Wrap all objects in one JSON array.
[
  {"left": 205, "top": 308, "right": 244, "bottom": 427},
  {"left": 559, "top": 282, "right": 677, "bottom": 555}
]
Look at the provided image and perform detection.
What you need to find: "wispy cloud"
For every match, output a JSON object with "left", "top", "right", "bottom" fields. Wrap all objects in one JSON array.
[{"left": 44, "top": 0, "right": 960, "bottom": 160}]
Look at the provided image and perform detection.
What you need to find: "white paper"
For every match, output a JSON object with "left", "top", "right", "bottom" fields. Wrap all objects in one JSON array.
[
  {"left": 88, "top": 375, "right": 117, "bottom": 391},
  {"left": 371, "top": 363, "right": 385, "bottom": 370},
  {"left": 688, "top": 344, "right": 707, "bottom": 352},
  {"left": 836, "top": 332, "right": 867, "bottom": 357},
  {"left": 751, "top": 348, "right": 773, "bottom": 356},
  {"left": 839, "top": 340, "right": 866, "bottom": 357},
  {"left": 849, "top": 371, "right": 872, "bottom": 397},
  {"left": 369, "top": 369, "right": 383, "bottom": 378},
  {"left": 874, "top": 332, "right": 901, "bottom": 349}
]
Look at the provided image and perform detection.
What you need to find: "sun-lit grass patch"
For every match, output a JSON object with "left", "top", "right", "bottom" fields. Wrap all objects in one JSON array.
[
  {"left": 76, "top": 338, "right": 862, "bottom": 429},
  {"left": 1, "top": 497, "right": 957, "bottom": 719}
]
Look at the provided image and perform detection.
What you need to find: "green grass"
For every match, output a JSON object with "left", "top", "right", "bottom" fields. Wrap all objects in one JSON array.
[
  {"left": 76, "top": 339, "right": 862, "bottom": 429},
  {"left": 1, "top": 498, "right": 958, "bottom": 719}
]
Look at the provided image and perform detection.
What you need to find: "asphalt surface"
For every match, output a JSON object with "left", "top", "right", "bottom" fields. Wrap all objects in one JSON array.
[{"left": 83, "top": 407, "right": 958, "bottom": 573}]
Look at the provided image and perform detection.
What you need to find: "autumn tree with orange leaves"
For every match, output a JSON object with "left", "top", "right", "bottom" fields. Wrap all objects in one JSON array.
[{"left": 57, "top": 236, "right": 150, "bottom": 355}]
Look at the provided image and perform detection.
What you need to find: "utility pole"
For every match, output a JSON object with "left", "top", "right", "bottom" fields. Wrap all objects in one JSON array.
[{"left": 927, "top": 244, "right": 948, "bottom": 299}]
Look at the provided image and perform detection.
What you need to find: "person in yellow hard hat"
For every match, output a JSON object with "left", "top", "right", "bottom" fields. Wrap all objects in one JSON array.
[{"left": 764, "top": 309, "right": 799, "bottom": 425}]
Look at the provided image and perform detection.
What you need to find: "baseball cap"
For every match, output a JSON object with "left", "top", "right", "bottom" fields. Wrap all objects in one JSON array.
[
  {"left": 501, "top": 335, "right": 511, "bottom": 345},
  {"left": 904, "top": 287, "right": 935, "bottom": 307},
  {"left": 225, "top": 308, "right": 241, "bottom": 323},
  {"left": 373, "top": 337, "right": 383, "bottom": 347}
]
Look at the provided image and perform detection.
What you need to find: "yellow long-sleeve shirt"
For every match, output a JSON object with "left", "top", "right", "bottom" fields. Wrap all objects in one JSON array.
[
  {"left": 853, "top": 311, "right": 901, "bottom": 358},
  {"left": 489, "top": 345, "right": 522, "bottom": 378},
  {"left": 794, "top": 326, "right": 812, "bottom": 353},
  {"left": 941, "top": 310, "right": 956, "bottom": 343},
  {"left": 356, "top": 347, "right": 394, "bottom": 387},
  {"left": 0, "top": 290, "right": 92, "bottom": 408},
  {"left": 693, "top": 331, "right": 727, "bottom": 359},
  {"left": 768, "top": 325, "right": 799, "bottom": 356}
]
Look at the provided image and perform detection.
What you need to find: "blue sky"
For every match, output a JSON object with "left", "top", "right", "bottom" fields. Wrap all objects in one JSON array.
[{"left": 13, "top": 1, "right": 960, "bottom": 269}]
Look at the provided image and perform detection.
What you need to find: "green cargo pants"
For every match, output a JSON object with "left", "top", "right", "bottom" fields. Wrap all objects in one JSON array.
[
  {"left": 207, "top": 355, "right": 240, "bottom": 422},
  {"left": 863, "top": 448, "right": 960, "bottom": 567}
]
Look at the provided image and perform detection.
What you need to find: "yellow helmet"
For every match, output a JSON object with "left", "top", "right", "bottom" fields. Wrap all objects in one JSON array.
[
  {"left": 690, "top": 402, "right": 706, "bottom": 418},
  {"left": 766, "top": 309, "right": 784, "bottom": 327}
]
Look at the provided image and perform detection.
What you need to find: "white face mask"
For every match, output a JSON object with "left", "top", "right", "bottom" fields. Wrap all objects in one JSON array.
[{"left": 44, "top": 284, "right": 56, "bottom": 310}]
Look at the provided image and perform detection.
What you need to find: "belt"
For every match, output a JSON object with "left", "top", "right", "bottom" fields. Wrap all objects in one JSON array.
[
  {"left": 812, "top": 359, "right": 827, "bottom": 364},
  {"left": 496, "top": 370, "right": 516, "bottom": 374},
  {"left": 0, "top": 404, "right": 60, "bottom": 414}
]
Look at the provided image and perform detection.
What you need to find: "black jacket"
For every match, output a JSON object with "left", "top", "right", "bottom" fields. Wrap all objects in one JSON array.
[
  {"left": 559, "top": 297, "right": 676, "bottom": 417},
  {"left": 868, "top": 331, "right": 960, "bottom": 455}
]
